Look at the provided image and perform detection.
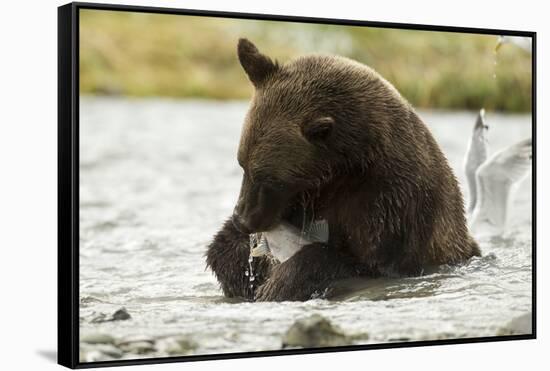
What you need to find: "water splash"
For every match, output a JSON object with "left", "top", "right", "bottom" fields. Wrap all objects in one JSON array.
[
  {"left": 247, "top": 255, "right": 255, "bottom": 285},
  {"left": 247, "top": 233, "right": 264, "bottom": 296}
]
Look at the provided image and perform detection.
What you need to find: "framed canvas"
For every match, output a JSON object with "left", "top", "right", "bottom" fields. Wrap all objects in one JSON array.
[{"left": 58, "top": 2, "right": 536, "bottom": 368}]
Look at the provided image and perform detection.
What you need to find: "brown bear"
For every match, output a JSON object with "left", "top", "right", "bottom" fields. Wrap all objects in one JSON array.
[{"left": 206, "top": 38, "right": 480, "bottom": 302}]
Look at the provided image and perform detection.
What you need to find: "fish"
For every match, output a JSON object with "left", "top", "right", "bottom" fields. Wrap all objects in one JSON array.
[{"left": 250, "top": 220, "right": 329, "bottom": 263}]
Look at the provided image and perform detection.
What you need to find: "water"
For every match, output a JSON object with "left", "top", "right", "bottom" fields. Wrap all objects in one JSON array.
[{"left": 79, "top": 97, "right": 532, "bottom": 359}]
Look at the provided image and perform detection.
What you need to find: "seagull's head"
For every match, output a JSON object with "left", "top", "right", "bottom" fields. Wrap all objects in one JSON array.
[{"left": 473, "top": 108, "right": 489, "bottom": 141}]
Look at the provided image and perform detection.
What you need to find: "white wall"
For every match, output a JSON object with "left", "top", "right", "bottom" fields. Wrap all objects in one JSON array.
[{"left": 0, "top": 0, "right": 546, "bottom": 370}]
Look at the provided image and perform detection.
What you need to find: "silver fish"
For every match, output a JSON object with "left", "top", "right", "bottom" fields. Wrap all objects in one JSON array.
[
  {"left": 250, "top": 234, "right": 270, "bottom": 257},
  {"left": 250, "top": 220, "right": 329, "bottom": 263}
]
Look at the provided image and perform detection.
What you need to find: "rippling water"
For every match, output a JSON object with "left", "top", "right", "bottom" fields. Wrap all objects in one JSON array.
[{"left": 79, "top": 97, "right": 532, "bottom": 358}]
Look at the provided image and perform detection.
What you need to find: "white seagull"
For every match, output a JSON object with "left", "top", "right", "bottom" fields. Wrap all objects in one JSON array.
[
  {"left": 464, "top": 109, "right": 532, "bottom": 236},
  {"left": 464, "top": 109, "right": 489, "bottom": 215}
]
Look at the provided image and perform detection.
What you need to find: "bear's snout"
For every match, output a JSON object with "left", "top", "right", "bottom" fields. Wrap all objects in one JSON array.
[
  {"left": 232, "top": 193, "right": 280, "bottom": 234},
  {"left": 231, "top": 209, "right": 252, "bottom": 234},
  {"left": 232, "top": 203, "right": 275, "bottom": 235},
  {"left": 232, "top": 177, "right": 292, "bottom": 234}
]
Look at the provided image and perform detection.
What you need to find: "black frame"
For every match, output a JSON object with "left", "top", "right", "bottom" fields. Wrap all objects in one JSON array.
[{"left": 58, "top": 2, "right": 537, "bottom": 369}]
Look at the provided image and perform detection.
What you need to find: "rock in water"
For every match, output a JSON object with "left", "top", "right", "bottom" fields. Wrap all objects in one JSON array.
[
  {"left": 282, "top": 314, "right": 350, "bottom": 348},
  {"left": 112, "top": 307, "right": 131, "bottom": 321},
  {"left": 497, "top": 312, "right": 533, "bottom": 335},
  {"left": 90, "top": 307, "right": 131, "bottom": 323}
]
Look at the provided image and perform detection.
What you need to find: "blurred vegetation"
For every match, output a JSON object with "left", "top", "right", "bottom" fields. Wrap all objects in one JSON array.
[{"left": 80, "top": 10, "right": 532, "bottom": 112}]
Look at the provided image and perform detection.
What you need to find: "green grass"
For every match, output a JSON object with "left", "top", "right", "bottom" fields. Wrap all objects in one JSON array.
[{"left": 80, "top": 10, "right": 532, "bottom": 112}]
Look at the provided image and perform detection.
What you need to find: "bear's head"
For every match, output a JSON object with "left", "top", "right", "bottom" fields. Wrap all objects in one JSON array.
[{"left": 231, "top": 38, "right": 390, "bottom": 234}]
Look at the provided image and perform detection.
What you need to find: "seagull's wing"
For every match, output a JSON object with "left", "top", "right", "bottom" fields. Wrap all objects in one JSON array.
[
  {"left": 464, "top": 109, "right": 489, "bottom": 214},
  {"left": 479, "top": 137, "right": 531, "bottom": 184},
  {"left": 470, "top": 138, "right": 532, "bottom": 234}
]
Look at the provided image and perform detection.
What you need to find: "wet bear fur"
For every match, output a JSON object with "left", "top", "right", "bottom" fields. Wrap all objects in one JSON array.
[{"left": 206, "top": 39, "right": 480, "bottom": 302}]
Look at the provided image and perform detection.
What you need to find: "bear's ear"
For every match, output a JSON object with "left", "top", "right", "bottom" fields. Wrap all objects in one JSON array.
[
  {"left": 302, "top": 117, "right": 334, "bottom": 144},
  {"left": 238, "top": 38, "right": 278, "bottom": 88}
]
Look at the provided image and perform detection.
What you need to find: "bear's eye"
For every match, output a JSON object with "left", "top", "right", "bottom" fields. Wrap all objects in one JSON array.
[{"left": 302, "top": 116, "right": 334, "bottom": 143}]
